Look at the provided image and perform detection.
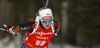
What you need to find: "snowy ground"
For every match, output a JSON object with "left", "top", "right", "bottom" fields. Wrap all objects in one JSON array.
[{"left": 0, "top": 33, "right": 100, "bottom": 48}]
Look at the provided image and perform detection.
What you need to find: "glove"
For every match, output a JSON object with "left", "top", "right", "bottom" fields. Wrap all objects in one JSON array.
[{"left": 7, "top": 25, "right": 17, "bottom": 36}]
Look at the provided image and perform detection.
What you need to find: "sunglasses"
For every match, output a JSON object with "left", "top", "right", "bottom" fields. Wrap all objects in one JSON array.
[{"left": 41, "top": 18, "right": 53, "bottom": 23}]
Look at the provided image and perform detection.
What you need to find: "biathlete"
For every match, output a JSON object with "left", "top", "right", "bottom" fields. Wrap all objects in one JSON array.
[{"left": 7, "top": 7, "right": 60, "bottom": 48}]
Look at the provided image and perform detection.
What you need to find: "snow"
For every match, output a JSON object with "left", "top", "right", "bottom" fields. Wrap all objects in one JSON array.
[
  {"left": 0, "top": 33, "right": 21, "bottom": 48},
  {"left": 49, "top": 42, "right": 83, "bottom": 48},
  {"left": 0, "top": 33, "right": 98, "bottom": 48}
]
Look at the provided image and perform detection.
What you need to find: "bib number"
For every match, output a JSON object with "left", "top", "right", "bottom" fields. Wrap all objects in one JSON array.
[{"left": 35, "top": 40, "right": 46, "bottom": 46}]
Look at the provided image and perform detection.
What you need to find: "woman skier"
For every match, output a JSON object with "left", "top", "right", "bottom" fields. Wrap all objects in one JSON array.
[{"left": 7, "top": 7, "right": 60, "bottom": 48}]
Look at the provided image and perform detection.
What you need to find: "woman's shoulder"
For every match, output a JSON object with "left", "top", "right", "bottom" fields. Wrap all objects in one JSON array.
[{"left": 53, "top": 20, "right": 60, "bottom": 32}]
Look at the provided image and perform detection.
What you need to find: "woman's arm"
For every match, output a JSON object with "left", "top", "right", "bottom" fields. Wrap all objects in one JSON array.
[{"left": 7, "top": 21, "right": 35, "bottom": 33}]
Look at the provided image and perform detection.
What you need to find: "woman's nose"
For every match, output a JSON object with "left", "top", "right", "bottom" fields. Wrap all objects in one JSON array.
[{"left": 46, "top": 22, "right": 49, "bottom": 24}]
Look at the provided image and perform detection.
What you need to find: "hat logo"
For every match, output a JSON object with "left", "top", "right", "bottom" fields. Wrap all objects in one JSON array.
[{"left": 46, "top": 13, "right": 50, "bottom": 15}]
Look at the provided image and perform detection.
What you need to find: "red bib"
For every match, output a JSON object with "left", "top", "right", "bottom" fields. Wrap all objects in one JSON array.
[{"left": 24, "top": 23, "right": 53, "bottom": 48}]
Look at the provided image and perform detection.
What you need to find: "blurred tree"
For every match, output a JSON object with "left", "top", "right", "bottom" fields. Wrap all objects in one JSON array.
[{"left": 67, "top": 0, "right": 100, "bottom": 47}]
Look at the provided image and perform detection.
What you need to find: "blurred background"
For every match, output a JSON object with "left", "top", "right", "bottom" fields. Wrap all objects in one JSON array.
[{"left": 0, "top": 0, "right": 100, "bottom": 48}]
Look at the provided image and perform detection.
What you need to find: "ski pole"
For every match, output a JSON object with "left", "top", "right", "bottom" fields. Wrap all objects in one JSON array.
[
  {"left": 0, "top": 28, "right": 17, "bottom": 36},
  {"left": 45, "top": 0, "right": 49, "bottom": 7},
  {"left": 0, "top": 28, "right": 8, "bottom": 32},
  {"left": 0, "top": 24, "right": 17, "bottom": 36}
]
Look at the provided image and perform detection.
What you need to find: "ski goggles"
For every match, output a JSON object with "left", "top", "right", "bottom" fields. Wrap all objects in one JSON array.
[{"left": 41, "top": 18, "right": 53, "bottom": 23}]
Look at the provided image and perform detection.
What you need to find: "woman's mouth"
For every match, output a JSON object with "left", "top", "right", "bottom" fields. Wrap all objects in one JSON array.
[{"left": 46, "top": 25, "right": 49, "bottom": 27}]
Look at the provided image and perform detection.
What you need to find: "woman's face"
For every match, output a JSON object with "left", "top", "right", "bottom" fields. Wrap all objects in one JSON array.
[{"left": 41, "top": 16, "right": 52, "bottom": 29}]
